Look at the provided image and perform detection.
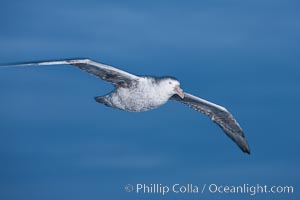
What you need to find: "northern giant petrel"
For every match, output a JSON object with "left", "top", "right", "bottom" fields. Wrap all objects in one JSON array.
[{"left": 1, "top": 58, "right": 250, "bottom": 154}]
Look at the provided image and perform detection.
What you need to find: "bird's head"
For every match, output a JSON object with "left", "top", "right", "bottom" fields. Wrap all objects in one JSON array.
[{"left": 160, "top": 77, "right": 184, "bottom": 99}]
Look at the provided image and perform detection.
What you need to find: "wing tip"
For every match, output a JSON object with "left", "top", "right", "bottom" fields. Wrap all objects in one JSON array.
[
  {"left": 0, "top": 58, "right": 93, "bottom": 68},
  {"left": 243, "top": 146, "right": 251, "bottom": 154},
  {"left": 239, "top": 140, "right": 251, "bottom": 154}
]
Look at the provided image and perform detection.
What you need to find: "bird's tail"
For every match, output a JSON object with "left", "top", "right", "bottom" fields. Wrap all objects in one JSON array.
[
  {"left": 95, "top": 96, "right": 106, "bottom": 104},
  {"left": 95, "top": 96, "right": 113, "bottom": 108}
]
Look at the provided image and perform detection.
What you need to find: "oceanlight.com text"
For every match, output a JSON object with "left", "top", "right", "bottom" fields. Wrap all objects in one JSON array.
[{"left": 124, "top": 183, "right": 294, "bottom": 196}]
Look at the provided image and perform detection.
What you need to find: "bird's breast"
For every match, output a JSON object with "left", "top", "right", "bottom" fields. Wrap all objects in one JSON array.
[{"left": 110, "top": 83, "right": 169, "bottom": 112}]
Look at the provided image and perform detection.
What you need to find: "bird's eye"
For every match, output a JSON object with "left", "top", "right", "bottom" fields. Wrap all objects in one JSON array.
[{"left": 169, "top": 81, "right": 172, "bottom": 85}]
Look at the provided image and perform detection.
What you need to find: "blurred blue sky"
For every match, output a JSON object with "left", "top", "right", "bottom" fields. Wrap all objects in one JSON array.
[{"left": 0, "top": 0, "right": 299, "bottom": 200}]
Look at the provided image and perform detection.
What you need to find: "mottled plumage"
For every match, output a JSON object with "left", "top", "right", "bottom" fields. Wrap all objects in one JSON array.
[{"left": 1, "top": 58, "right": 250, "bottom": 154}]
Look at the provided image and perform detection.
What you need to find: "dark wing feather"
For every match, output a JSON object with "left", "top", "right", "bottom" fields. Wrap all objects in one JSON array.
[
  {"left": 171, "top": 92, "right": 250, "bottom": 154},
  {"left": 1, "top": 58, "right": 139, "bottom": 87}
]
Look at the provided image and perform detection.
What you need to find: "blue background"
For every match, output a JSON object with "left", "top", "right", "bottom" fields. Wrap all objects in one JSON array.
[{"left": 0, "top": 0, "right": 299, "bottom": 199}]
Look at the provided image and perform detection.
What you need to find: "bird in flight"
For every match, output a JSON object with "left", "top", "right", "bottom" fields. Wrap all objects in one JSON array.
[{"left": 1, "top": 58, "right": 250, "bottom": 154}]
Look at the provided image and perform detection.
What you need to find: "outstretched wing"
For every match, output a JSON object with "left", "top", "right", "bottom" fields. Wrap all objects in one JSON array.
[
  {"left": 1, "top": 58, "right": 139, "bottom": 87},
  {"left": 171, "top": 92, "right": 250, "bottom": 154}
]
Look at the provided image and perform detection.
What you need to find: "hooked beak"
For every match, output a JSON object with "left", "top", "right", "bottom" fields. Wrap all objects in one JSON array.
[{"left": 175, "top": 85, "right": 184, "bottom": 99}]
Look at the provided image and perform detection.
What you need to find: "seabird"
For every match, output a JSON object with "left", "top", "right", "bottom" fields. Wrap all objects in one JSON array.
[{"left": 1, "top": 58, "right": 250, "bottom": 154}]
